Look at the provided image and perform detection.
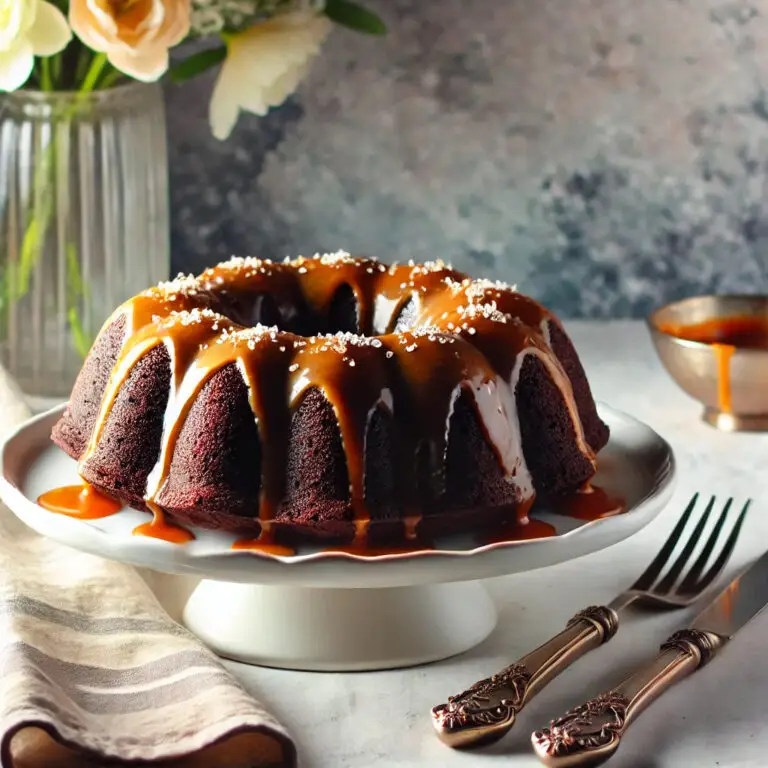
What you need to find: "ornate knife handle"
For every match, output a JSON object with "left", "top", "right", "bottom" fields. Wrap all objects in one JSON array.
[
  {"left": 531, "top": 628, "right": 727, "bottom": 767},
  {"left": 431, "top": 605, "right": 619, "bottom": 749}
]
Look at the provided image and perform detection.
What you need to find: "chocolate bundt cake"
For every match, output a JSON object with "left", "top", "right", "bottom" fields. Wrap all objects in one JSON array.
[{"left": 51, "top": 252, "right": 609, "bottom": 547}]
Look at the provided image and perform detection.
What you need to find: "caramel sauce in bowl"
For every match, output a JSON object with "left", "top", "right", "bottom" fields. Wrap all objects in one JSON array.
[{"left": 647, "top": 295, "right": 768, "bottom": 431}]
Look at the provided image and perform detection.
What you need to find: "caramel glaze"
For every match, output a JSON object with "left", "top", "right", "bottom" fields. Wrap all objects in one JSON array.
[
  {"left": 76, "top": 254, "right": 597, "bottom": 548},
  {"left": 660, "top": 315, "right": 768, "bottom": 349},
  {"left": 660, "top": 315, "right": 768, "bottom": 414}
]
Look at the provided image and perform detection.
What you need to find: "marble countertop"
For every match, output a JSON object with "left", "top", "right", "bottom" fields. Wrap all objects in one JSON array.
[{"left": 158, "top": 320, "right": 768, "bottom": 768}]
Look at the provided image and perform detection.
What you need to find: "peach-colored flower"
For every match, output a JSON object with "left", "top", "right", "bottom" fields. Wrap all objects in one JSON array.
[{"left": 69, "top": 0, "right": 190, "bottom": 82}]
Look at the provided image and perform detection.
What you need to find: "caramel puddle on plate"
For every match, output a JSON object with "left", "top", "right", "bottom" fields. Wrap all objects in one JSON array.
[
  {"left": 480, "top": 517, "right": 557, "bottom": 545},
  {"left": 40, "top": 483, "right": 195, "bottom": 543},
  {"left": 38, "top": 483, "right": 122, "bottom": 520},
  {"left": 558, "top": 484, "right": 626, "bottom": 521}
]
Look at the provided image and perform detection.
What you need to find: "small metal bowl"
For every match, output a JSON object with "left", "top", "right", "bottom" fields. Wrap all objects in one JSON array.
[{"left": 647, "top": 294, "right": 768, "bottom": 432}]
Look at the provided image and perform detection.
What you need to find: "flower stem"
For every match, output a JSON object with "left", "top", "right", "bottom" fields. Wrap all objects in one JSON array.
[
  {"left": 97, "top": 68, "right": 124, "bottom": 90},
  {"left": 40, "top": 58, "right": 54, "bottom": 91},
  {"left": 80, "top": 53, "right": 108, "bottom": 94}
]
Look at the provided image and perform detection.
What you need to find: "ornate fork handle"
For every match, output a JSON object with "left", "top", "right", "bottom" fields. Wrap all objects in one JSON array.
[
  {"left": 431, "top": 605, "right": 619, "bottom": 749},
  {"left": 531, "top": 628, "right": 727, "bottom": 766}
]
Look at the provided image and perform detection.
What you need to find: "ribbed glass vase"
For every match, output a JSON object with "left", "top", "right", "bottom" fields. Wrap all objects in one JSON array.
[{"left": 0, "top": 83, "right": 169, "bottom": 407}]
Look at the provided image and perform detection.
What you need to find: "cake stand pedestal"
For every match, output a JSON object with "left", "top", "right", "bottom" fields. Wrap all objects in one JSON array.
[
  {"left": 1, "top": 404, "right": 675, "bottom": 672},
  {"left": 183, "top": 580, "right": 496, "bottom": 671}
]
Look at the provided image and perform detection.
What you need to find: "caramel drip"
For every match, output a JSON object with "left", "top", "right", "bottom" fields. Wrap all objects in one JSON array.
[
  {"left": 85, "top": 311, "right": 234, "bottom": 501},
  {"left": 236, "top": 340, "right": 296, "bottom": 525},
  {"left": 134, "top": 503, "right": 195, "bottom": 543},
  {"left": 146, "top": 329, "right": 296, "bottom": 534},
  {"left": 403, "top": 515, "right": 420, "bottom": 541},
  {"left": 658, "top": 314, "right": 768, "bottom": 415},
  {"left": 72, "top": 253, "right": 598, "bottom": 550},
  {"left": 384, "top": 331, "right": 500, "bottom": 506},
  {"left": 714, "top": 344, "right": 735, "bottom": 414},
  {"left": 81, "top": 305, "right": 229, "bottom": 463},
  {"left": 38, "top": 483, "right": 122, "bottom": 520},
  {"left": 289, "top": 336, "right": 394, "bottom": 537},
  {"left": 415, "top": 284, "right": 596, "bottom": 489},
  {"left": 353, "top": 519, "right": 370, "bottom": 548}
]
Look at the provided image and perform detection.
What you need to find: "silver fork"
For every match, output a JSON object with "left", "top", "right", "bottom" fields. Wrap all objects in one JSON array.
[{"left": 431, "top": 493, "right": 751, "bottom": 749}]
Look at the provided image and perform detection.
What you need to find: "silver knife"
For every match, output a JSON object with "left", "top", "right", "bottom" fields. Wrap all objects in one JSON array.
[{"left": 531, "top": 548, "right": 768, "bottom": 767}]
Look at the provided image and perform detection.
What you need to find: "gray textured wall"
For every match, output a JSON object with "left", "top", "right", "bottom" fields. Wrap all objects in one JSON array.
[{"left": 167, "top": 0, "right": 768, "bottom": 318}]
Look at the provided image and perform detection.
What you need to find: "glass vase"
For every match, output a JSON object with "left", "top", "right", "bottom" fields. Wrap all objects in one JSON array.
[{"left": 0, "top": 83, "right": 170, "bottom": 407}]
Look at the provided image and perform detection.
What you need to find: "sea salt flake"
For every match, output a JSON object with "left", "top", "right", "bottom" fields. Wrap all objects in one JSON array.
[
  {"left": 214, "top": 256, "right": 269, "bottom": 273},
  {"left": 150, "top": 273, "right": 201, "bottom": 298},
  {"left": 315, "top": 250, "right": 359, "bottom": 267}
]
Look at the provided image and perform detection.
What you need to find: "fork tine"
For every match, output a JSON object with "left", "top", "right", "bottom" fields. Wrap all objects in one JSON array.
[
  {"left": 630, "top": 493, "right": 700, "bottom": 591},
  {"left": 654, "top": 495, "right": 716, "bottom": 593},
  {"left": 676, "top": 498, "right": 733, "bottom": 593},
  {"left": 686, "top": 499, "right": 751, "bottom": 594}
]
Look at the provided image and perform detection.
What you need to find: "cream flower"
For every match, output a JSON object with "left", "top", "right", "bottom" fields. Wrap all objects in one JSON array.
[
  {"left": 0, "top": 0, "right": 72, "bottom": 92},
  {"left": 209, "top": 10, "right": 332, "bottom": 140},
  {"left": 69, "top": 0, "right": 191, "bottom": 83}
]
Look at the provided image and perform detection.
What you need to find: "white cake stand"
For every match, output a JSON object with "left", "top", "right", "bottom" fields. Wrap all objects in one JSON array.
[{"left": 0, "top": 404, "right": 674, "bottom": 671}]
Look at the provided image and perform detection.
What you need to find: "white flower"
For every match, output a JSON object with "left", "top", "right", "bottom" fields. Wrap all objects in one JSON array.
[
  {"left": 209, "top": 9, "right": 332, "bottom": 140},
  {"left": 0, "top": 0, "right": 71, "bottom": 92}
]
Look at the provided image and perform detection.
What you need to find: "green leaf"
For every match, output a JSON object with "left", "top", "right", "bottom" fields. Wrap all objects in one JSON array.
[
  {"left": 170, "top": 47, "right": 228, "bottom": 84},
  {"left": 325, "top": 0, "right": 387, "bottom": 35}
]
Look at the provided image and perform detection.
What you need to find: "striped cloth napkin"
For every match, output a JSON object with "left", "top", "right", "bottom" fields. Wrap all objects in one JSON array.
[{"left": 0, "top": 366, "right": 296, "bottom": 768}]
